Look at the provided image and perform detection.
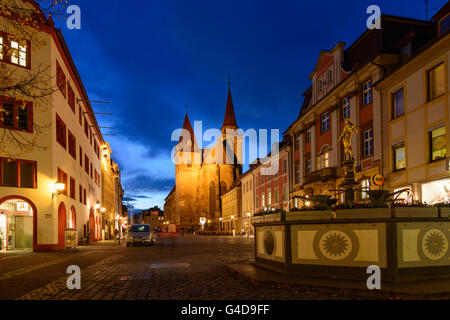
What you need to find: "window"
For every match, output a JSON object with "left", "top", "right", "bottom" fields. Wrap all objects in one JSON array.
[
  {"left": 261, "top": 194, "right": 265, "bottom": 208},
  {"left": 306, "top": 159, "right": 312, "bottom": 174},
  {"left": 57, "top": 168, "right": 68, "bottom": 195},
  {"left": 56, "top": 114, "right": 67, "bottom": 149},
  {"left": 0, "top": 158, "right": 36, "bottom": 188},
  {"left": 363, "top": 80, "right": 373, "bottom": 106},
  {"left": 79, "top": 147, "right": 83, "bottom": 167},
  {"left": 268, "top": 191, "right": 272, "bottom": 206},
  {"left": 0, "top": 99, "right": 32, "bottom": 133},
  {"left": 321, "top": 112, "right": 330, "bottom": 133},
  {"left": 430, "top": 126, "right": 447, "bottom": 162},
  {"left": 318, "top": 79, "right": 323, "bottom": 93},
  {"left": 317, "top": 148, "right": 331, "bottom": 170},
  {"left": 68, "top": 84, "right": 75, "bottom": 113},
  {"left": 275, "top": 188, "right": 279, "bottom": 203},
  {"left": 83, "top": 188, "right": 86, "bottom": 205},
  {"left": 393, "top": 143, "right": 406, "bottom": 171},
  {"left": 90, "top": 163, "right": 93, "bottom": 179},
  {"left": 361, "top": 179, "right": 370, "bottom": 200},
  {"left": 256, "top": 196, "right": 259, "bottom": 208},
  {"left": 296, "top": 165, "right": 300, "bottom": 183},
  {"left": 427, "top": 63, "right": 445, "bottom": 101},
  {"left": 0, "top": 36, "right": 3, "bottom": 60},
  {"left": 79, "top": 185, "right": 83, "bottom": 203},
  {"left": 84, "top": 118, "right": 89, "bottom": 137},
  {"left": 1, "top": 102, "right": 14, "bottom": 129},
  {"left": 283, "top": 184, "right": 288, "bottom": 201},
  {"left": 68, "top": 130, "right": 76, "bottom": 159},
  {"left": 400, "top": 42, "right": 412, "bottom": 62},
  {"left": 439, "top": 14, "right": 450, "bottom": 35},
  {"left": 343, "top": 98, "right": 350, "bottom": 119},
  {"left": 392, "top": 88, "right": 404, "bottom": 119},
  {"left": 306, "top": 128, "right": 311, "bottom": 143},
  {"left": 56, "top": 61, "right": 66, "bottom": 97},
  {"left": 85, "top": 155, "right": 89, "bottom": 174},
  {"left": 10, "top": 40, "right": 27, "bottom": 67},
  {"left": 79, "top": 106, "right": 82, "bottom": 125},
  {"left": 250, "top": 180, "right": 252, "bottom": 191},
  {"left": 363, "top": 129, "right": 373, "bottom": 158},
  {"left": 328, "top": 69, "right": 333, "bottom": 85},
  {"left": 70, "top": 177, "right": 76, "bottom": 199}
]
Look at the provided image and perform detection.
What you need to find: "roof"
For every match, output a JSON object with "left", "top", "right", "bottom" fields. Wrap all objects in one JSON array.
[
  {"left": 284, "top": 14, "right": 436, "bottom": 135},
  {"left": 165, "top": 186, "right": 176, "bottom": 200},
  {"left": 179, "top": 113, "right": 198, "bottom": 150},
  {"left": 432, "top": 1, "right": 450, "bottom": 20},
  {"left": 221, "top": 88, "right": 238, "bottom": 130}
]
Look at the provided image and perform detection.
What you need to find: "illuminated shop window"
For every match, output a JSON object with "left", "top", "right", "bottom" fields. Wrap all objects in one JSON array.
[{"left": 430, "top": 126, "right": 447, "bottom": 162}]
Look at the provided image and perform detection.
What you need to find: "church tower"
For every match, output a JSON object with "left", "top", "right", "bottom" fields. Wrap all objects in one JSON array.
[{"left": 174, "top": 112, "right": 202, "bottom": 230}]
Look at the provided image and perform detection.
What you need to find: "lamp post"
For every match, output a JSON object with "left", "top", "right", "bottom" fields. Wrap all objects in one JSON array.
[{"left": 219, "top": 217, "right": 222, "bottom": 231}]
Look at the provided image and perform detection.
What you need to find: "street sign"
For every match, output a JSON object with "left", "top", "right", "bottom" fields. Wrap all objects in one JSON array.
[{"left": 372, "top": 174, "right": 384, "bottom": 186}]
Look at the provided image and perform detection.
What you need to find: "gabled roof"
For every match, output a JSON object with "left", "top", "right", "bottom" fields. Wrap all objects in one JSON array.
[
  {"left": 221, "top": 88, "right": 238, "bottom": 130},
  {"left": 179, "top": 113, "right": 199, "bottom": 150},
  {"left": 308, "top": 42, "right": 345, "bottom": 79}
]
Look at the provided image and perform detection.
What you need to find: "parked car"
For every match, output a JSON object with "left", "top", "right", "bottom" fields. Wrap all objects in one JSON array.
[{"left": 126, "top": 224, "right": 156, "bottom": 247}]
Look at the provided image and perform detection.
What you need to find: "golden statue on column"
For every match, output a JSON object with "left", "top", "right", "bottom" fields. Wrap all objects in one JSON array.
[{"left": 338, "top": 118, "right": 359, "bottom": 161}]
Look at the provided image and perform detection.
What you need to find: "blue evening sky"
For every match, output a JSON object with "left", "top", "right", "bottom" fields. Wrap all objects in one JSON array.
[{"left": 55, "top": 0, "right": 446, "bottom": 212}]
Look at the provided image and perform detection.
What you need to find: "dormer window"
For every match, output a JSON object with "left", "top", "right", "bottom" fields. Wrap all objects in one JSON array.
[
  {"left": 318, "top": 79, "right": 323, "bottom": 93},
  {"left": 439, "top": 14, "right": 450, "bottom": 36},
  {"left": 328, "top": 69, "right": 333, "bottom": 85},
  {"left": 400, "top": 41, "right": 412, "bottom": 62}
]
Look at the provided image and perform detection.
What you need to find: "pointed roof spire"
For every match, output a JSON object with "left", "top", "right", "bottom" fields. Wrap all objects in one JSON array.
[
  {"left": 221, "top": 84, "right": 238, "bottom": 131},
  {"left": 179, "top": 112, "right": 197, "bottom": 150}
]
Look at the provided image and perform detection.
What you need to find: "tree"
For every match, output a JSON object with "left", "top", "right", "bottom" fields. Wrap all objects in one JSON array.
[{"left": 0, "top": 0, "right": 69, "bottom": 159}]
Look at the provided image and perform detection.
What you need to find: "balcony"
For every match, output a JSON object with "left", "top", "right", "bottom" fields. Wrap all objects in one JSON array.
[{"left": 302, "top": 167, "right": 337, "bottom": 186}]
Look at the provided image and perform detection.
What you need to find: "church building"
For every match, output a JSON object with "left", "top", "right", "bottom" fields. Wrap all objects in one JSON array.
[{"left": 164, "top": 88, "right": 242, "bottom": 232}]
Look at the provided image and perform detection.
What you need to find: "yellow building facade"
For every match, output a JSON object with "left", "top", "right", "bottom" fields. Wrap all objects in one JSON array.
[{"left": 376, "top": 11, "right": 450, "bottom": 203}]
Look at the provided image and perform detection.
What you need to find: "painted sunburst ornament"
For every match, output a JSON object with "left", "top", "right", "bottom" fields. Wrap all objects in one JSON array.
[
  {"left": 320, "top": 230, "right": 352, "bottom": 261},
  {"left": 422, "top": 229, "right": 448, "bottom": 261}
]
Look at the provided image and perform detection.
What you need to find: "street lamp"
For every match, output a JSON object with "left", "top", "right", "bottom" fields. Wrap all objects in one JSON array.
[
  {"left": 219, "top": 217, "right": 222, "bottom": 231},
  {"left": 200, "top": 217, "right": 206, "bottom": 231},
  {"left": 52, "top": 180, "right": 66, "bottom": 199}
]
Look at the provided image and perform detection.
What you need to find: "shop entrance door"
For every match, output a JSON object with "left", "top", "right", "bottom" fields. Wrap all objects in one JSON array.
[{"left": 15, "top": 216, "right": 33, "bottom": 249}]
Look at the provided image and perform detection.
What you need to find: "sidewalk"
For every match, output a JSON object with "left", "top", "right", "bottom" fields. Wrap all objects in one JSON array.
[{"left": 225, "top": 262, "right": 450, "bottom": 298}]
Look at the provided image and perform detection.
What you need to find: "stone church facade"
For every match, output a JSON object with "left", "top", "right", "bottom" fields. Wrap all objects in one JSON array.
[{"left": 164, "top": 88, "right": 242, "bottom": 232}]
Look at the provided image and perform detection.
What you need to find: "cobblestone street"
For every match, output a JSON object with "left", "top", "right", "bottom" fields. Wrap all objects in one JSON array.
[{"left": 0, "top": 235, "right": 445, "bottom": 300}]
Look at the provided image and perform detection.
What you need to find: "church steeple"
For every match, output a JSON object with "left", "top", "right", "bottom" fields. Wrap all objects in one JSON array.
[
  {"left": 221, "top": 87, "right": 238, "bottom": 132},
  {"left": 179, "top": 112, "right": 197, "bottom": 150}
]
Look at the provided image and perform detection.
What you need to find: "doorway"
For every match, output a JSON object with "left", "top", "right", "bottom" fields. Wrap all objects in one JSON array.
[{"left": 0, "top": 197, "right": 35, "bottom": 251}]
